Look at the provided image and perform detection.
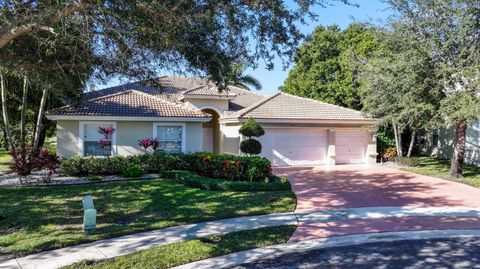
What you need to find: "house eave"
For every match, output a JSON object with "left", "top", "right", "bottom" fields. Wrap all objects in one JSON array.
[
  {"left": 46, "top": 115, "right": 211, "bottom": 122},
  {"left": 219, "top": 117, "right": 378, "bottom": 125},
  {"left": 178, "top": 94, "right": 236, "bottom": 101}
]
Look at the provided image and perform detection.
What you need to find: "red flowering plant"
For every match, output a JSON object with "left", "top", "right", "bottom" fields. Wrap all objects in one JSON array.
[
  {"left": 149, "top": 138, "right": 160, "bottom": 152},
  {"left": 138, "top": 138, "right": 151, "bottom": 153},
  {"left": 35, "top": 149, "right": 60, "bottom": 183},
  {"left": 98, "top": 140, "right": 109, "bottom": 148},
  {"left": 98, "top": 127, "right": 116, "bottom": 139},
  {"left": 98, "top": 127, "right": 115, "bottom": 156}
]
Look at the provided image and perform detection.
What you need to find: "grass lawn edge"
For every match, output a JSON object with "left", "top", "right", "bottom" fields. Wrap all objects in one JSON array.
[{"left": 63, "top": 225, "right": 297, "bottom": 269}]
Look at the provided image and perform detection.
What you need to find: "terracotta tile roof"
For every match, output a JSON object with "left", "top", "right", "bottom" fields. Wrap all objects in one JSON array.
[
  {"left": 227, "top": 93, "right": 374, "bottom": 121},
  {"left": 226, "top": 86, "right": 265, "bottom": 112},
  {"left": 48, "top": 90, "right": 210, "bottom": 118},
  {"left": 82, "top": 76, "right": 264, "bottom": 112}
]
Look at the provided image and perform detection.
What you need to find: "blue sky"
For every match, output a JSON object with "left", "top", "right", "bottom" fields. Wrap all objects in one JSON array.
[{"left": 99, "top": 0, "right": 393, "bottom": 94}]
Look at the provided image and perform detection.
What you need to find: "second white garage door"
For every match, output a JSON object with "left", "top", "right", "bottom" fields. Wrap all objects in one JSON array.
[
  {"left": 335, "top": 130, "right": 366, "bottom": 164},
  {"left": 258, "top": 128, "right": 328, "bottom": 166}
]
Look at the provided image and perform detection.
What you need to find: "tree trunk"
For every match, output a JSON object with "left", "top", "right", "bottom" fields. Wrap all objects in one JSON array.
[
  {"left": 19, "top": 75, "right": 28, "bottom": 149},
  {"left": 31, "top": 87, "right": 48, "bottom": 153},
  {"left": 407, "top": 128, "right": 416, "bottom": 158},
  {"left": 449, "top": 119, "right": 467, "bottom": 178},
  {"left": 38, "top": 127, "right": 47, "bottom": 149},
  {"left": 2, "top": 128, "right": 7, "bottom": 150},
  {"left": 0, "top": 74, "right": 14, "bottom": 150},
  {"left": 393, "top": 122, "right": 403, "bottom": 157}
]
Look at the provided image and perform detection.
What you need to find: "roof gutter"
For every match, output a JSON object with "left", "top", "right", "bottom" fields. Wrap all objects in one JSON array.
[
  {"left": 46, "top": 115, "right": 211, "bottom": 122},
  {"left": 219, "top": 118, "right": 378, "bottom": 125}
]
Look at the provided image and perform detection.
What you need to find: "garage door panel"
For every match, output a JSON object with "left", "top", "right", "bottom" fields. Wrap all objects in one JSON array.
[
  {"left": 259, "top": 128, "right": 327, "bottom": 166},
  {"left": 335, "top": 130, "right": 366, "bottom": 164}
]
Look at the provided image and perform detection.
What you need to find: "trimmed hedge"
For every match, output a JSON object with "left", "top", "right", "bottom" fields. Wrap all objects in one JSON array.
[
  {"left": 161, "top": 170, "right": 291, "bottom": 191},
  {"left": 61, "top": 152, "right": 273, "bottom": 182}
]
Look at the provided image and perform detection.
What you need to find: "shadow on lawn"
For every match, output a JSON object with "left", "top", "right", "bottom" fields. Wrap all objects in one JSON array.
[{"left": 0, "top": 178, "right": 294, "bottom": 260}]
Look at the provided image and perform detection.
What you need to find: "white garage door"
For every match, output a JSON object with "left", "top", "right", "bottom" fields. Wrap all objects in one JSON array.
[
  {"left": 335, "top": 130, "right": 366, "bottom": 164},
  {"left": 258, "top": 128, "right": 328, "bottom": 166}
]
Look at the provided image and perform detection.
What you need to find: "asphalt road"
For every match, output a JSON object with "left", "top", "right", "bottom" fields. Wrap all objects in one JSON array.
[{"left": 235, "top": 237, "right": 480, "bottom": 269}]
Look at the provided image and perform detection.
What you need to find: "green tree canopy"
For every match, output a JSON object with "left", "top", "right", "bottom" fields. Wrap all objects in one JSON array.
[
  {"left": 360, "top": 28, "right": 443, "bottom": 157},
  {"left": 386, "top": 0, "right": 480, "bottom": 177},
  {"left": 281, "top": 23, "right": 380, "bottom": 110}
]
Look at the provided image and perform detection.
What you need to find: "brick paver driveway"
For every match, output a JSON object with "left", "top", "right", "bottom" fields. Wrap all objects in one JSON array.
[{"left": 274, "top": 165, "right": 480, "bottom": 241}]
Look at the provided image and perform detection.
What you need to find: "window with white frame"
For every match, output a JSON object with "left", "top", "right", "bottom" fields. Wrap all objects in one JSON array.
[
  {"left": 154, "top": 124, "right": 185, "bottom": 153},
  {"left": 82, "top": 123, "right": 115, "bottom": 157}
]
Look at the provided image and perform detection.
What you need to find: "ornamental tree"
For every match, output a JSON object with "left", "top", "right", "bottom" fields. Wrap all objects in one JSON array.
[{"left": 239, "top": 118, "right": 264, "bottom": 155}]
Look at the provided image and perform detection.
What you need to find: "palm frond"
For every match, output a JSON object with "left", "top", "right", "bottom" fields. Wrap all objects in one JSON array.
[{"left": 237, "top": 74, "right": 262, "bottom": 91}]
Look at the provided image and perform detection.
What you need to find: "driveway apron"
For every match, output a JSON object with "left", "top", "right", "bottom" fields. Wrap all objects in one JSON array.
[{"left": 274, "top": 165, "right": 480, "bottom": 241}]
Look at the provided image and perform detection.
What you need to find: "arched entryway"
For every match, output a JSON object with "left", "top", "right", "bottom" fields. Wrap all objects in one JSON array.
[{"left": 201, "top": 108, "right": 220, "bottom": 153}]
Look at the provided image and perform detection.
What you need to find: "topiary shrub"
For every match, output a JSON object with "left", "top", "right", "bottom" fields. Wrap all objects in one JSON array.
[
  {"left": 239, "top": 117, "right": 264, "bottom": 155},
  {"left": 240, "top": 139, "right": 262, "bottom": 155},
  {"left": 239, "top": 117, "right": 265, "bottom": 137}
]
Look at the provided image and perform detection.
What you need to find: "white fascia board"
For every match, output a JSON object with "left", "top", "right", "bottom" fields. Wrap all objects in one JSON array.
[
  {"left": 180, "top": 94, "right": 236, "bottom": 100},
  {"left": 47, "top": 115, "right": 211, "bottom": 122},
  {"left": 219, "top": 118, "right": 378, "bottom": 125}
]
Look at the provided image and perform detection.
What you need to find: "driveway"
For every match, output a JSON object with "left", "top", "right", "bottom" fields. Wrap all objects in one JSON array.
[{"left": 274, "top": 165, "right": 480, "bottom": 241}]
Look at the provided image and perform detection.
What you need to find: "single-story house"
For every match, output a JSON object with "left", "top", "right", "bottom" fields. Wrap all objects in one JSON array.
[
  {"left": 419, "top": 121, "right": 480, "bottom": 166},
  {"left": 46, "top": 77, "right": 378, "bottom": 166}
]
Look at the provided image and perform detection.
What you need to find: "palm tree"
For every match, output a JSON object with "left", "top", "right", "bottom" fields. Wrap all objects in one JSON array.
[{"left": 227, "top": 63, "right": 262, "bottom": 91}]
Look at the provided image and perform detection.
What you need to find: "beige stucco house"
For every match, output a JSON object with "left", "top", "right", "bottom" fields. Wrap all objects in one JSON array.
[{"left": 47, "top": 77, "right": 378, "bottom": 166}]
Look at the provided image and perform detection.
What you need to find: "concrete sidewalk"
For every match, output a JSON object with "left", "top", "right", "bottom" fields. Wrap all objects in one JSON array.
[{"left": 3, "top": 206, "right": 480, "bottom": 269}]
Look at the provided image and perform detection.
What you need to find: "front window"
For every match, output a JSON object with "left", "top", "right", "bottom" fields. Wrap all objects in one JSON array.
[
  {"left": 156, "top": 125, "right": 183, "bottom": 153},
  {"left": 83, "top": 124, "right": 113, "bottom": 157}
]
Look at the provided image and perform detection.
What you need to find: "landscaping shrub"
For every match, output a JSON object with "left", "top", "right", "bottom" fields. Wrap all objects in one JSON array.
[
  {"left": 10, "top": 147, "right": 35, "bottom": 177},
  {"left": 394, "top": 157, "right": 422, "bottom": 167},
  {"left": 121, "top": 164, "right": 146, "bottom": 178},
  {"left": 36, "top": 149, "right": 60, "bottom": 183},
  {"left": 165, "top": 170, "right": 291, "bottom": 191},
  {"left": 61, "top": 152, "right": 273, "bottom": 181},
  {"left": 381, "top": 147, "right": 397, "bottom": 162},
  {"left": 191, "top": 152, "right": 272, "bottom": 181},
  {"left": 239, "top": 117, "right": 265, "bottom": 156},
  {"left": 240, "top": 139, "right": 262, "bottom": 155}
]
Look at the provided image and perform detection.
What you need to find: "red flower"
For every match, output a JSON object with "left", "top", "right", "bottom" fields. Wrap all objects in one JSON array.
[
  {"left": 138, "top": 138, "right": 150, "bottom": 151},
  {"left": 149, "top": 138, "right": 160, "bottom": 151},
  {"left": 98, "top": 139, "right": 109, "bottom": 148},
  {"left": 98, "top": 127, "right": 116, "bottom": 139}
]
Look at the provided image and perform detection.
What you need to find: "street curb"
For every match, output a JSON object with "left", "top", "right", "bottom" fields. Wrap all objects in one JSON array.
[{"left": 173, "top": 229, "right": 480, "bottom": 269}]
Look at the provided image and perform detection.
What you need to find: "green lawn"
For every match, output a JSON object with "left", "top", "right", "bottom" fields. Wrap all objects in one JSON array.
[
  {"left": 401, "top": 157, "right": 480, "bottom": 187},
  {"left": 0, "top": 179, "right": 296, "bottom": 261},
  {"left": 0, "top": 149, "right": 9, "bottom": 173},
  {"left": 65, "top": 225, "right": 296, "bottom": 269}
]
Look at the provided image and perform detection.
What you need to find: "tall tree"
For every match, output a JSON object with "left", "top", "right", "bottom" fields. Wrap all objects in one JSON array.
[
  {"left": 386, "top": 0, "right": 480, "bottom": 177},
  {"left": 360, "top": 29, "right": 443, "bottom": 157},
  {"left": 281, "top": 23, "right": 380, "bottom": 110},
  {"left": 1, "top": 0, "right": 353, "bottom": 85}
]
